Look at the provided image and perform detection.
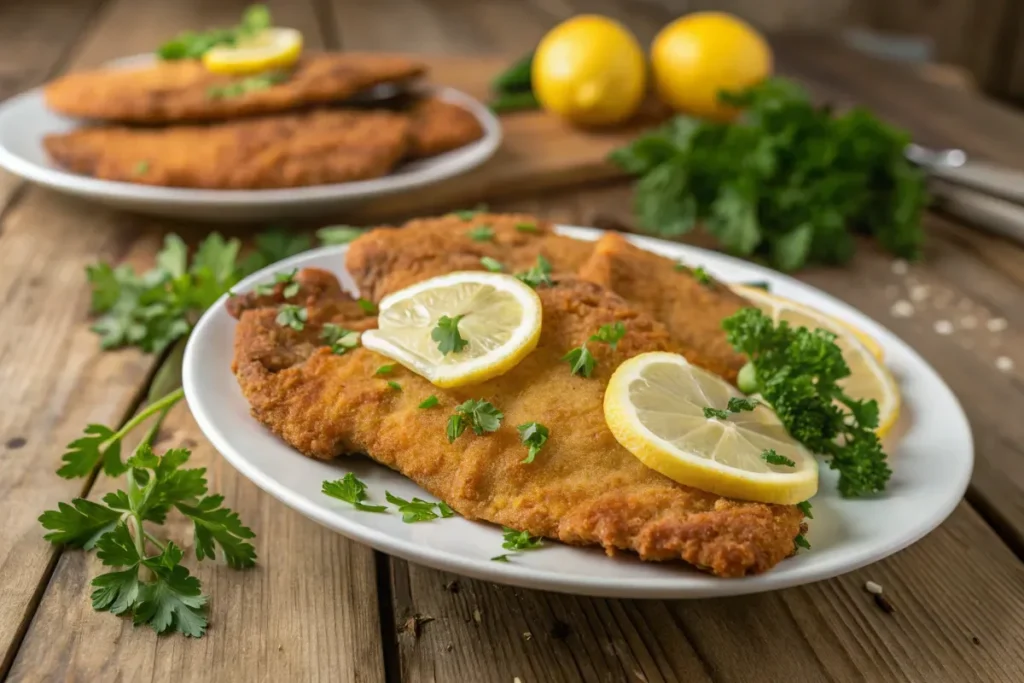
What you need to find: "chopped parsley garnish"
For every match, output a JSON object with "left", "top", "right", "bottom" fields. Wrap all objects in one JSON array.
[
  {"left": 418, "top": 395, "right": 439, "bottom": 409},
  {"left": 432, "top": 315, "right": 468, "bottom": 355},
  {"left": 797, "top": 500, "right": 813, "bottom": 519},
  {"left": 515, "top": 222, "right": 539, "bottom": 233},
  {"left": 491, "top": 554, "right": 511, "bottom": 562},
  {"left": 321, "top": 324, "right": 360, "bottom": 355},
  {"left": 134, "top": 160, "right": 150, "bottom": 176},
  {"left": 357, "top": 298, "right": 377, "bottom": 315},
  {"left": 726, "top": 397, "right": 760, "bottom": 412},
  {"left": 275, "top": 304, "right": 307, "bottom": 331},
  {"left": 692, "top": 266, "right": 712, "bottom": 286},
  {"left": 703, "top": 407, "right": 730, "bottom": 420},
  {"left": 321, "top": 474, "right": 387, "bottom": 512},
  {"left": 453, "top": 208, "right": 485, "bottom": 221},
  {"left": 386, "top": 380, "right": 402, "bottom": 391},
  {"left": 384, "top": 492, "right": 452, "bottom": 523},
  {"left": 794, "top": 534, "right": 811, "bottom": 550},
  {"left": 317, "top": 225, "right": 365, "bottom": 245},
  {"left": 466, "top": 225, "right": 494, "bottom": 241},
  {"left": 502, "top": 527, "right": 543, "bottom": 551},
  {"left": 562, "top": 345, "right": 596, "bottom": 378},
  {"left": 761, "top": 449, "right": 796, "bottom": 467},
  {"left": 723, "top": 307, "right": 891, "bottom": 497},
  {"left": 206, "top": 71, "right": 289, "bottom": 100},
  {"left": 480, "top": 256, "right": 504, "bottom": 272},
  {"left": 517, "top": 422, "right": 549, "bottom": 463},
  {"left": 514, "top": 255, "right": 553, "bottom": 288},
  {"left": 374, "top": 364, "right": 395, "bottom": 376},
  {"left": 255, "top": 269, "right": 299, "bottom": 297},
  {"left": 446, "top": 399, "right": 503, "bottom": 442},
  {"left": 157, "top": 4, "right": 270, "bottom": 60},
  {"left": 589, "top": 322, "right": 626, "bottom": 350}
]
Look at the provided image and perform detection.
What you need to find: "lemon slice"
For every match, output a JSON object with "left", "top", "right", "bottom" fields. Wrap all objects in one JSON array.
[
  {"left": 360, "top": 272, "right": 542, "bottom": 388},
  {"left": 604, "top": 352, "right": 818, "bottom": 504},
  {"left": 732, "top": 284, "right": 884, "bottom": 361},
  {"left": 732, "top": 285, "right": 900, "bottom": 436},
  {"left": 202, "top": 28, "right": 303, "bottom": 75}
]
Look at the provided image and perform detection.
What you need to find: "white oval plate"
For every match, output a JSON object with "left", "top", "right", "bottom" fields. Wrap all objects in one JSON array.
[
  {"left": 0, "top": 81, "right": 501, "bottom": 222},
  {"left": 183, "top": 227, "right": 973, "bottom": 598}
]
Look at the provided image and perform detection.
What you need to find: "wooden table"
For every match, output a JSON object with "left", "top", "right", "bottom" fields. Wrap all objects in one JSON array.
[{"left": 3, "top": 1, "right": 1024, "bottom": 681}]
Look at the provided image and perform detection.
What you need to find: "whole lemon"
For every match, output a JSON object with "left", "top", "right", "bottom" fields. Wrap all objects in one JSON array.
[
  {"left": 651, "top": 12, "right": 772, "bottom": 120},
  {"left": 532, "top": 15, "right": 646, "bottom": 126}
]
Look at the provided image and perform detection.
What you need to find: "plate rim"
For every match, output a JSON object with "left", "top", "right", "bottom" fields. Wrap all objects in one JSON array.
[
  {"left": 0, "top": 85, "right": 502, "bottom": 207},
  {"left": 183, "top": 226, "right": 974, "bottom": 599}
]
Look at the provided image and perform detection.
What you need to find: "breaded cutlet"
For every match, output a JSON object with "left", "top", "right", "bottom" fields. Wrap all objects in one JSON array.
[{"left": 45, "top": 53, "right": 426, "bottom": 123}]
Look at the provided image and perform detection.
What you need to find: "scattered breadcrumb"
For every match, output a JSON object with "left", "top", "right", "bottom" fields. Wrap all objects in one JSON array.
[
  {"left": 909, "top": 284, "right": 930, "bottom": 303},
  {"left": 961, "top": 315, "right": 978, "bottom": 330},
  {"left": 523, "top": 631, "right": 533, "bottom": 641},
  {"left": 891, "top": 259, "right": 909, "bottom": 275},
  {"left": 891, "top": 300, "right": 914, "bottom": 318},
  {"left": 865, "top": 580, "right": 883, "bottom": 595},
  {"left": 988, "top": 318, "right": 1008, "bottom": 332},
  {"left": 934, "top": 320, "right": 954, "bottom": 335},
  {"left": 996, "top": 357, "right": 1014, "bottom": 373}
]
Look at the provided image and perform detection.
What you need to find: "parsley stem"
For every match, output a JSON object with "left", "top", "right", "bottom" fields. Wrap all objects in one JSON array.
[
  {"left": 144, "top": 531, "right": 166, "bottom": 554},
  {"left": 127, "top": 513, "right": 147, "bottom": 565},
  {"left": 108, "top": 387, "right": 185, "bottom": 448}
]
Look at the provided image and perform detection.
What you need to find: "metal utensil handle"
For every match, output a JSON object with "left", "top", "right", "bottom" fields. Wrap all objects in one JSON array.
[
  {"left": 931, "top": 180, "right": 1024, "bottom": 246},
  {"left": 927, "top": 160, "right": 1024, "bottom": 206}
]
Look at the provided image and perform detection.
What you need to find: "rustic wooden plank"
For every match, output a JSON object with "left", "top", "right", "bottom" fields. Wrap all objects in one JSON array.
[
  {"left": 387, "top": 503, "right": 1024, "bottom": 682},
  {"left": 7, "top": 405, "right": 386, "bottom": 683}
]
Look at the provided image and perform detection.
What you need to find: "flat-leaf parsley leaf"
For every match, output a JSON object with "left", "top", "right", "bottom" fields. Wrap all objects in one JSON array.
[
  {"left": 322, "top": 474, "right": 387, "bottom": 512},
  {"left": 432, "top": 315, "right": 468, "bottom": 355}
]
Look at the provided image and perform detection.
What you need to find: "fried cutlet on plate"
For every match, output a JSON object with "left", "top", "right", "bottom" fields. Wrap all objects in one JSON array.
[
  {"left": 44, "top": 109, "right": 410, "bottom": 189},
  {"left": 405, "top": 97, "right": 485, "bottom": 159},
  {"left": 44, "top": 53, "right": 426, "bottom": 123},
  {"left": 579, "top": 232, "right": 749, "bottom": 383},
  {"left": 229, "top": 269, "right": 804, "bottom": 577},
  {"left": 345, "top": 213, "right": 596, "bottom": 302}
]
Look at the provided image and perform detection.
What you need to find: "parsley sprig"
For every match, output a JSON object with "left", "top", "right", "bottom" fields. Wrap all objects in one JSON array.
[
  {"left": 517, "top": 422, "right": 549, "bottom": 463},
  {"left": 40, "top": 392, "right": 255, "bottom": 637},
  {"left": 514, "top": 255, "right": 553, "bottom": 288},
  {"left": 321, "top": 324, "right": 360, "bottom": 355},
  {"left": 432, "top": 315, "right": 468, "bottom": 355},
  {"left": 563, "top": 322, "right": 628, "bottom": 378},
  {"left": 385, "top": 492, "right": 454, "bottom": 523},
  {"left": 322, "top": 474, "right": 387, "bottom": 512},
  {"left": 493, "top": 526, "right": 544, "bottom": 561},
  {"left": 611, "top": 78, "right": 927, "bottom": 271},
  {"left": 447, "top": 399, "right": 503, "bottom": 442},
  {"left": 255, "top": 269, "right": 300, "bottom": 298},
  {"left": 157, "top": 4, "right": 270, "bottom": 60},
  {"left": 723, "top": 307, "right": 891, "bottom": 497}
]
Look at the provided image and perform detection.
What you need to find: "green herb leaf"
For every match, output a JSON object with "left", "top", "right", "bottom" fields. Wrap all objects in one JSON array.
[
  {"left": 39, "top": 499, "right": 121, "bottom": 548},
  {"left": 384, "top": 492, "right": 448, "bottom": 523},
  {"left": 797, "top": 500, "right": 813, "bottom": 519},
  {"left": 702, "top": 407, "right": 730, "bottom": 420},
  {"left": 91, "top": 567, "right": 142, "bottom": 616},
  {"left": 466, "top": 225, "right": 494, "bottom": 241},
  {"left": 387, "top": 380, "right": 402, "bottom": 391},
  {"left": 589, "top": 321, "right": 626, "bottom": 350},
  {"left": 432, "top": 315, "right": 468, "bottom": 355},
  {"left": 453, "top": 208, "right": 485, "bottom": 221},
  {"left": 447, "top": 399, "right": 503, "bottom": 442},
  {"left": 56, "top": 424, "right": 124, "bottom": 479},
  {"left": 317, "top": 225, "right": 364, "bottom": 245},
  {"left": 134, "top": 542, "right": 208, "bottom": 637},
  {"left": 175, "top": 495, "right": 257, "bottom": 569},
  {"left": 514, "top": 255, "right": 553, "bottom": 288},
  {"left": 562, "top": 345, "right": 596, "bottom": 378},
  {"left": 322, "top": 474, "right": 388, "bottom": 513},
  {"left": 761, "top": 449, "right": 796, "bottom": 467},
  {"left": 275, "top": 304, "right": 307, "bottom": 331},
  {"left": 691, "top": 266, "right": 712, "bottom": 286},
  {"left": 724, "top": 307, "right": 891, "bottom": 496},
  {"left": 94, "top": 522, "right": 142, "bottom": 567},
  {"left": 517, "top": 422, "right": 549, "bottom": 463},
  {"left": 438, "top": 501, "right": 455, "bottom": 518},
  {"left": 418, "top": 395, "right": 439, "bottom": 409},
  {"left": 501, "top": 526, "right": 543, "bottom": 551},
  {"left": 358, "top": 298, "right": 377, "bottom": 315},
  {"left": 515, "top": 221, "right": 539, "bottom": 233},
  {"left": 491, "top": 554, "right": 511, "bottom": 562},
  {"left": 480, "top": 256, "right": 504, "bottom": 272},
  {"left": 207, "top": 71, "right": 289, "bottom": 100},
  {"left": 321, "top": 324, "right": 360, "bottom": 355},
  {"left": 254, "top": 269, "right": 298, "bottom": 297},
  {"left": 726, "top": 397, "right": 760, "bottom": 413},
  {"left": 794, "top": 534, "right": 811, "bottom": 551},
  {"left": 375, "top": 364, "right": 395, "bottom": 376}
]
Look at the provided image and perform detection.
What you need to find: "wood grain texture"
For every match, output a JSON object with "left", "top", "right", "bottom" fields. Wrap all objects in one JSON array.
[
  {"left": 387, "top": 504, "right": 1024, "bottom": 683},
  {"left": 7, "top": 405, "right": 386, "bottom": 683}
]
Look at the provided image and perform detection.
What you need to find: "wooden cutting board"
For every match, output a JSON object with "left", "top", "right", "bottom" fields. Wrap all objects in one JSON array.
[{"left": 349, "top": 54, "right": 660, "bottom": 221}]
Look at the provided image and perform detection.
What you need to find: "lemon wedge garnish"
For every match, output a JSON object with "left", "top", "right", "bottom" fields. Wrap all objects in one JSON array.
[
  {"left": 604, "top": 352, "right": 818, "bottom": 504},
  {"left": 732, "top": 284, "right": 900, "bottom": 436},
  {"left": 202, "top": 27, "right": 303, "bottom": 75},
  {"left": 360, "top": 272, "right": 542, "bottom": 388}
]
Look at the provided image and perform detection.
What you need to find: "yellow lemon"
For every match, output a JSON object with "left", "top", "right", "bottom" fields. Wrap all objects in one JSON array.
[
  {"left": 651, "top": 12, "right": 772, "bottom": 120},
  {"left": 360, "top": 272, "right": 542, "bottom": 388},
  {"left": 203, "top": 27, "right": 303, "bottom": 75},
  {"left": 532, "top": 15, "right": 646, "bottom": 126}
]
